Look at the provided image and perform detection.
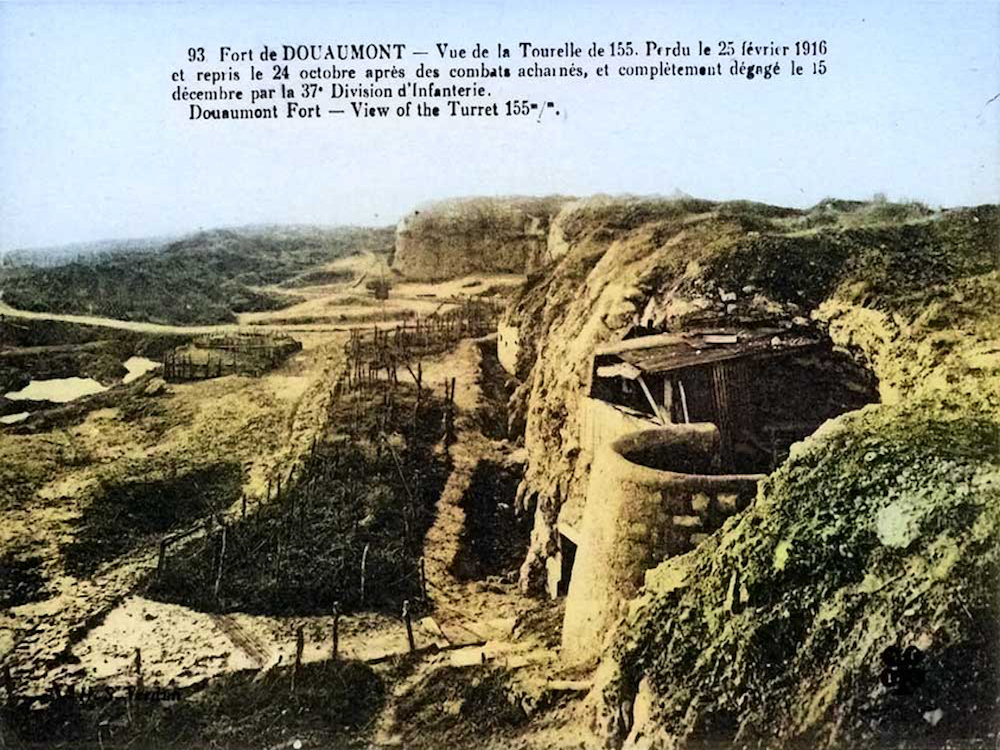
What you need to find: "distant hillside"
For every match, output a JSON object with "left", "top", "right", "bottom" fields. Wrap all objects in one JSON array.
[
  {"left": 0, "top": 225, "right": 394, "bottom": 325},
  {"left": 392, "top": 196, "right": 572, "bottom": 280}
]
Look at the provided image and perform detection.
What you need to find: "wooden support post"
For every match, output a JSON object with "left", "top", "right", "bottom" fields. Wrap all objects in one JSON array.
[
  {"left": 402, "top": 600, "right": 415, "bottom": 652},
  {"left": 293, "top": 625, "right": 304, "bottom": 692},
  {"left": 679, "top": 379, "right": 691, "bottom": 424},
  {"left": 637, "top": 374, "right": 669, "bottom": 427},
  {"left": 360, "top": 543, "right": 370, "bottom": 606},
  {"left": 663, "top": 377, "right": 674, "bottom": 424},
  {"left": 332, "top": 602, "right": 340, "bottom": 661},
  {"left": 419, "top": 556, "right": 427, "bottom": 603},
  {"left": 241, "top": 494, "right": 246, "bottom": 520},
  {"left": 135, "top": 648, "right": 143, "bottom": 692}
]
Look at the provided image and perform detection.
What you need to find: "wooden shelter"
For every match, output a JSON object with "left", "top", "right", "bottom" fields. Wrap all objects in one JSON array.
[{"left": 588, "top": 326, "right": 853, "bottom": 472}]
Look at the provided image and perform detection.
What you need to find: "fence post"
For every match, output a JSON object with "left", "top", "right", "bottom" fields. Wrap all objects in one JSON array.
[
  {"left": 402, "top": 600, "right": 415, "bottom": 652},
  {"left": 360, "top": 543, "right": 370, "bottom": 606},
  {"left": 135, "top": 648, "right": 143, "bottom": 692},
  {"left": 292, "top": 625, "right": 304, "bottom": 693},
  {"left": 214, "top": 523, "right": 227, "bottom": 600},
  {"left": 332, "top": 602, "right": 340, "bottom": 661}
]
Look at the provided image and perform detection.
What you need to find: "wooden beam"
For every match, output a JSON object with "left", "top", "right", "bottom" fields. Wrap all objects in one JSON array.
[
  {"left": 637, "top": 374, "right": 669, "bottom": 426},
  {"left": 596, "top": 362, "right": 642, "bottom": 380}
]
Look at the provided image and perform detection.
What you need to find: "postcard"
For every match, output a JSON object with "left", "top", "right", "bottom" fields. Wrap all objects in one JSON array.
[{"left": 1, "top": 1, "right": 997, "bottom": 748}]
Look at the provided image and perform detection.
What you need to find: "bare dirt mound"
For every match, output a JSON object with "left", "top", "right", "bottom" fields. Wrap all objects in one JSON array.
[{"left": 393, "top": 196, "right": 570, "bottom": 281}]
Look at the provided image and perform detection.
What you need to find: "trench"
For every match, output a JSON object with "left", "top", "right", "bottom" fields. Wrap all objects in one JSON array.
[
  {"left": 473, "top": 339, "right": 515, "bottom": 440},
  {"left": 451, "top": 460, "right": 529, "bottom": 581},
  {"left": 450, "top": 340, "right": 529, "bottom": 581}
]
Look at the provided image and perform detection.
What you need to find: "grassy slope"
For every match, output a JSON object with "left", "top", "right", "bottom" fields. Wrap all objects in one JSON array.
[
  {"left": 527, "top": 201, "right": 998, "bottom": 747},
  {"left": 2, "top": 658, "right": 385, "bottom": 749},
  {"left": 146, "top": 383, "right": 450, "bottom": 616},
  {"left": 497, "top": 196, "right": 999, "bottom": 745},
  {"left": 1, "top": 225, "right": 394, "bottom": 325}
]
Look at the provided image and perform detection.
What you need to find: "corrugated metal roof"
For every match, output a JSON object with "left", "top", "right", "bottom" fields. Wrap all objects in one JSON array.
[{"left": 595, "top": 328, "right": 819, "bottom": 375}]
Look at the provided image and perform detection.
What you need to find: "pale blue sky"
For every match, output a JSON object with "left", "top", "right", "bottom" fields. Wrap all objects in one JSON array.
[{"left": 0, "top": 0, "right": 997, "bottom": 251}]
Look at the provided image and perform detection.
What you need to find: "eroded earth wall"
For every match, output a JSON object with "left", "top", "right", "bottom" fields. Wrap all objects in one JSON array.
[{"left": 392, "top": 196, "right": 569, "bottom": 281}]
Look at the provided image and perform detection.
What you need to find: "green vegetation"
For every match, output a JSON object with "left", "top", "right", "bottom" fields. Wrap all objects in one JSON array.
[
  {"left": 1, "top": 225, "right": 394, "bottom": 325},
  {"left": 392, "top": 666, "right": 528, "bottom": 748},
  {"left": 0, "top": 551, "right": 48, "bottom": 607},
  {"left": 2, "top": 658, "right": 384, "bottom": 749},
  {"left": 702, "top": 204, "right": 997, "bottom": 310},
  {"left": 62, "top": 461, "right": 243, "bottom": 577},
  {"left": 147, "top": 382, "right": 449, "bottom": 615},
  {"left": 603, "top": 398, "right": 1000, "bottom": 748}
]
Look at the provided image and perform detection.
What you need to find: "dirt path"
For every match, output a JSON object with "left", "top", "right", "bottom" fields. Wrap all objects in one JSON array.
[{"left": 373, "top": 338, "right": 576, "bottom": 745}]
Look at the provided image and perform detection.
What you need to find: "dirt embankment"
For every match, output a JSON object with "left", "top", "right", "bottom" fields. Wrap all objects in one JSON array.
[
  {"left": 503, "top": 198, "right": 997, "bottom": 593},
  {"left": 392, "top": 196, "right": 571, "bottom": 281},
  {"left": 497, "top": 195, "right": 999, "bottom": 745}
]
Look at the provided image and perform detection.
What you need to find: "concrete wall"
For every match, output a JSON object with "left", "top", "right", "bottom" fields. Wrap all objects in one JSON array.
[
  {"left": 497, "top": 323, "right": 521, "bottom": 376},
  {"left": 561, "top": 424, "right": 765, "bottom": 665},
  {"left": 546, "top": 398, "right": 662, "bottom": 599},
  {"left": 579, "top": 397, "right": 661, "bottom": 463}
]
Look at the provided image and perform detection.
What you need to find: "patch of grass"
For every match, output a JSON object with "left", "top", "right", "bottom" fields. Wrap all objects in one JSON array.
[
  {"left": 393, "top": 666, "right": 527, "bottom": 748},
  {"left": 2, "top": 659, "right": 384, "bottom": 749},
  {"left": 62, "top": 462, "right": 242, "bottom": 577},
  {"left": 147, "top": 383, "right": 449, "bottom": 615},
  {"left": 0, "top": 551, "right": 49, "bottom": 607}
]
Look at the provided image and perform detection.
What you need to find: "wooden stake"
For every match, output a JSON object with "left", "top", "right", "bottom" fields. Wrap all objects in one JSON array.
[
  {"left": 332, "top": 602, "right": 341, "bottom": 661},
  {"left": 360, "top": 543, "right": 370, "bottom": 606},
  {"left": 214, "top": 524, "right": 227, "bottom": 600},
  {"left": 402, "top": 600, "right": 415, "bottom": 652},
  {"left": 293, "top": 625, "right": 304, "bottom": 692},
  {"left": 135, "top": 648, "right": 143, "bottom": 692}
]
